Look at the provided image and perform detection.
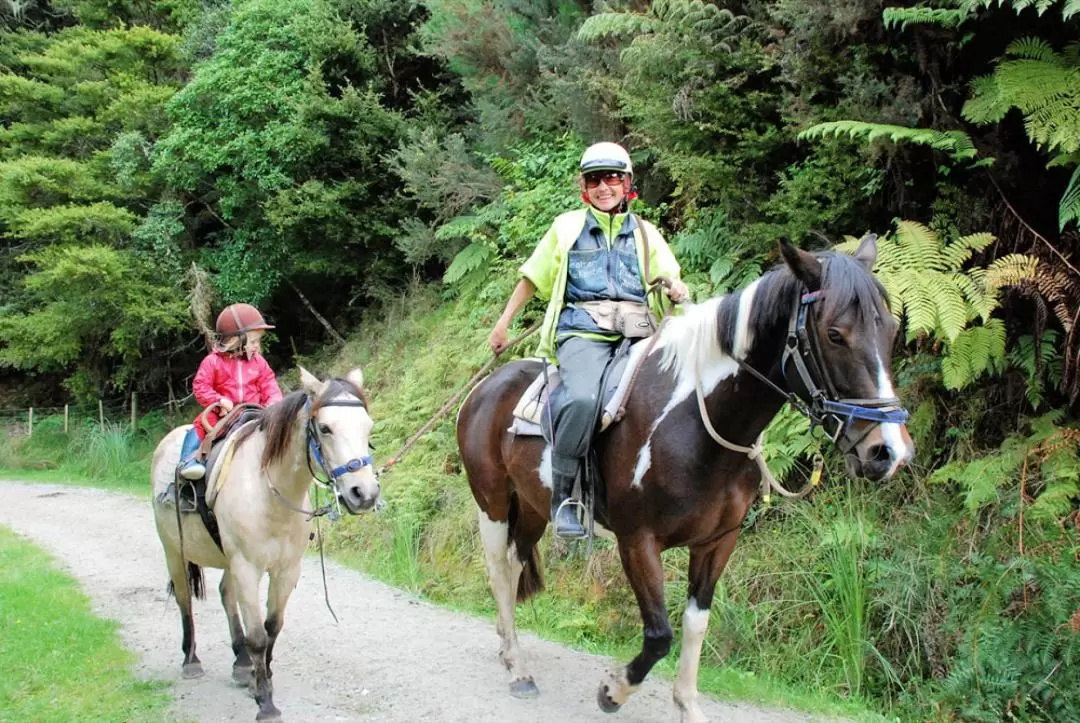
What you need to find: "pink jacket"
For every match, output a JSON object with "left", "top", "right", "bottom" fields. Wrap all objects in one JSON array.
[{"left": 191, "top": 351, "right": 283, "bottom": 439}]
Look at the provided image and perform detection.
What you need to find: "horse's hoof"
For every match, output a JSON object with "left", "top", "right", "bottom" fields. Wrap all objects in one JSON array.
[
  {"left": 509, "top": 677, "right": 539, "bottom": 699},
  {"left": 598, "top": 684, "right": 622, "bottom": 714},
  {"left": 232, "top": 665, "right": 253, "bottom": 686},
  {"left": 182, "top": 662, "right": 204, "bottom": 679},
  {"left": 255, "top": 710, "right": 282, "bottom": 722}
]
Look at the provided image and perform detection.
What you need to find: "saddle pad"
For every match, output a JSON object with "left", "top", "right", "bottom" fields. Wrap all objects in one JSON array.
[
  {"left": 509, "top": 340, "right": 652, "bottom": 437},
  {"left": 205, "top": 420, "right": 257, "bottom": 509}
]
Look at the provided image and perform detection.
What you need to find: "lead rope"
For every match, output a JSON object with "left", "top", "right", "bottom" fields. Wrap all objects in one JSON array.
[
  {"left": 693, "top": 358, "right": 821, "bottom": 503},
  {"left": 313, "top": 509, "right": 339, "bottom": 624}
]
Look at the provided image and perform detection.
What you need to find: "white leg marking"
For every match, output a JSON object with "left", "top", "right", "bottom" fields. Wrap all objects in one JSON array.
[
  {"left": 875, "top": 354, "right": 910, "bottom": 475},
  {"left": 538, "top": 446, "right": 553, "bottom": 490},
  {"left": 673, "top": 598, "right": 711, "bottom": 723},
  {"left": 602, "top": 666, "right": 641, "bottom": 707},
  {"left": 478, "top": 512, "right": 530, "bottom": 683},
  {"left": 631, "top": 442, "right": 651, "bottom": 489}
]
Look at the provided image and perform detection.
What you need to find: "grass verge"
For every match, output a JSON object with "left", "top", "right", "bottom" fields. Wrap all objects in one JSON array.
[{"left": 0, "top": 525, "right": 170, "bottom": 722}]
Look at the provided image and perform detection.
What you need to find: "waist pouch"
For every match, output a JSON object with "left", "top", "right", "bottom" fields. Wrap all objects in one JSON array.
[{"left": 577, "top": 300, "right": 656, "bottom": 339}]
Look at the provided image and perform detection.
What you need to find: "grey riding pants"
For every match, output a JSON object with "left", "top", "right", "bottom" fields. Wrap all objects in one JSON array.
[{"left": 548, "top": 336, "right": 620, "bottom": 482}]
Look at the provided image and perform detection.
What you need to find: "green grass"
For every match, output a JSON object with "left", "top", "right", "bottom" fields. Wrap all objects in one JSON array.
[{"left": 0, "top": 525, "right": 171, "bottom": 722}]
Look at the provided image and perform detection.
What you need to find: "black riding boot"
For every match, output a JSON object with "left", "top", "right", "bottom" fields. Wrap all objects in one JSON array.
[{"left": 550, "top": 471, "right": 586, "bottom": 539}]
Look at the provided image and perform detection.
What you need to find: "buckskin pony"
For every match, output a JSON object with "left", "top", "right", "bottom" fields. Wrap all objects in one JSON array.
[
  {"left": 456, "top": 237, "right": 913, "bottom": 723},
  {"left": 150, "top": 368, "right": 379, "bottom": 722}
]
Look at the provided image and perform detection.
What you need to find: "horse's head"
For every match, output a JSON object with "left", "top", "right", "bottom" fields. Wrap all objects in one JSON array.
[
  {"left": 300, "top": 366, "right": 381, "bottom": 513},
  {"left": 780, "top": 236, "right": 914, "bottom": 481}
]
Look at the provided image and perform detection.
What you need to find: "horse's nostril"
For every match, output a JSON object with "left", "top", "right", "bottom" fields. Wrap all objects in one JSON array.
[{"left": 868, "top": 443, "right": 891, "bottom": 464}]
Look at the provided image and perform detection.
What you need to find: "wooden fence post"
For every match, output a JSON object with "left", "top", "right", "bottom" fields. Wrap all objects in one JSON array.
[
  {"left": 99, "top": 399, "right": 104, "bottom": 427},
  {"left": 28, "top": 407, "right": 33, "bottom": 437},
  {"left": 64, "top": 404, "right": 69, "bottom": 433},
  {"left": 130, "top": 392, "right": 137, "bottom": 432}
]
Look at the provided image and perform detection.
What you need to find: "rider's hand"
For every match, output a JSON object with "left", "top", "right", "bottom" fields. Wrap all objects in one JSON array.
[
  {"left": 488, "top": 323, "right": 510, "bottom": 355},
  {"left": 218, "top": 397, "right": 235, "bottom": 412},
  {"left": 666, "top": 279, "right": 690, "bottom": 303}
]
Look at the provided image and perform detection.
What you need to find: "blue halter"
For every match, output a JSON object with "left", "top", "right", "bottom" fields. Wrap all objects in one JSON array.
[{"left": 305, "top": 398, "right": 373, "bottom": 484}]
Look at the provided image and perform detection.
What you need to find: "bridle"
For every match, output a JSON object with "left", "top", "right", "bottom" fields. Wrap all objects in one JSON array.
[
  {"left": 305, "top": 397, "right": 374, "bottom": 487},
  {"left": 268, "top": 394, "right": 374, "bottom": 520},
  {"left": 735, "top": 281, "right": 909, "bottom": 452}
]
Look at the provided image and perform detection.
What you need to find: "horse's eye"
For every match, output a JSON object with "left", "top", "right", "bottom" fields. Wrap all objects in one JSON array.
[
  {"left": 827, "top": 328, "right": 845, "bottom": 345},
  {"left": 318, "top": 423, "right": 332, "bottom": 435}
]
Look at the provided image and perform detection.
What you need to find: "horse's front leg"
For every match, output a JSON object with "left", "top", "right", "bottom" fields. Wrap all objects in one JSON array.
[
  {"left": 232, "top": 560, "right": 280, "bottom": 722},
  {"left": 599, "top": 535, "right": 672, "bottom": 713},
  {"left": 674, "top": 528, "right": 741, "bottom": 723},
  {"left": 220, "top": 570, "right": 253, "bottom": 685},
  {"left": 264, "top": 562, "right": 302, "bottom": 684}
]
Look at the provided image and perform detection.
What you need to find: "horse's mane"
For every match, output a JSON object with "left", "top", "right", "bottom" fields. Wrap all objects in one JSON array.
[
  {"left": 232, "top": 376, "right": 367, "bottom": 470},
  {"left": 659, "top": 251, "right": 889, "bottom": 380}
]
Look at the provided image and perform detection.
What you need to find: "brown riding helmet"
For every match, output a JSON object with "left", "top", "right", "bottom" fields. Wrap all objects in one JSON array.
[{"left": 215, "top": 303, "right": 275, "bottom": 337}]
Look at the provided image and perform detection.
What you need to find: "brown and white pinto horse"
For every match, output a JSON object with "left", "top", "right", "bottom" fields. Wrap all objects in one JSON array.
[{"left": 456, "top": 237, "right": 913, "bottom": 723}]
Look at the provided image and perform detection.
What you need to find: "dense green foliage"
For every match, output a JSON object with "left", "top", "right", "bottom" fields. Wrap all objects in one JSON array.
[{"left": 2, "top": 0, "right": 1079, "bottom": 719}]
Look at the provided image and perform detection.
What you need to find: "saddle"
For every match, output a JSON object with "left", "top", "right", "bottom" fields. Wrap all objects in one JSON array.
[
  {"left": 174, "top": 404, "right": 263, "bottom": 547},
  {"left": 508, "top": 338, "right": 653, "bottom": 439}
]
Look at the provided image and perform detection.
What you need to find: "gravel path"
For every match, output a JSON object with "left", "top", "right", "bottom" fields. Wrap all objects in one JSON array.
[{"left": 0, "top": 482, "right": 818, "bottom": 723}]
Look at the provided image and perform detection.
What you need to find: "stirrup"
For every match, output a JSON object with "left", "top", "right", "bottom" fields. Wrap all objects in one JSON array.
[{"left": 553, "top": 498, "right": 587, "bottom": 539}]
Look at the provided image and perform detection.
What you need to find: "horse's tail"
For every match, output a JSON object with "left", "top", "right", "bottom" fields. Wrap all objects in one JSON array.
[
  {"left": 167, "top": 562, "right": 206, "bottom": 601},
  {"left": 510, "top": 494, "right": 545, "bottom": 602}
]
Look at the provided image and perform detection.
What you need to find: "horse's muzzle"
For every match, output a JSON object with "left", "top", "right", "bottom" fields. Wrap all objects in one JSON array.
[{"left": 338, "top": 481, "right": 380, "bottom": 514}]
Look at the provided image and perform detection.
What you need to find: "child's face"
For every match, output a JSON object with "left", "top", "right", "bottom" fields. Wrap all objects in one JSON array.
[{"left": 245, "top": 330, "right": 264, "bottom": 355}]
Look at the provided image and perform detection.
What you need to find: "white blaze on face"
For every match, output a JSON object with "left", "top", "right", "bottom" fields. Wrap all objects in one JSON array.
[{"left": 875, "top": 353, "right": 910, "bottom": 475}]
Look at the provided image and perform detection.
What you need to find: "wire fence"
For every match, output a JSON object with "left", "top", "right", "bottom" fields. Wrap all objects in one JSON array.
[{"left": 0, "top": 392, "right": 196, "bottom": 437}]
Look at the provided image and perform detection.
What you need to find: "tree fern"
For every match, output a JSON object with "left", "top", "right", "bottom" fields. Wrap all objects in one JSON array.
[
  {"left": 838, "top": 221, "right": 1036, "bottom": 388},
  {"left": 799, "top": 121, "right": 979, "bottom": 162}
]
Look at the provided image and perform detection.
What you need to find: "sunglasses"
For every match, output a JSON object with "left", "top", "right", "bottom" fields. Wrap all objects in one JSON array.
[{"left": 584, "top": 171, "right": 626, "bottom": 189}]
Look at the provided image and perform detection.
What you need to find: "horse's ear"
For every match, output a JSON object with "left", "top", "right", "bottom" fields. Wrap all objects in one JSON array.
[
  {"left": 779, "top": 238, "right": 823, "bottom": 292},
  {"left": 853, "top": 233, "right": 878, "bottom": 271},
  {"left": 298, "top": 366, "right": 326, "bottom": 396},
  {"left": 345, "top": 367, "right": 364, "bottom": 390}
]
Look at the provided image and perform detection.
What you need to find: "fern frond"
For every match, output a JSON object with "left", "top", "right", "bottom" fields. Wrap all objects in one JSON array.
[
  {"left": 577, "top": 12, "right": 658, "bottom": 42},
  {"left": 1007, "top": 36, "right": 1057, "bottom": 62},
  {"left": 882, "top": 6, "right": 972, "bottom": 29},
  {"left": 984, "top": 253, "right": 1039, "bottom": 289},
  {"left": 442, "top": 241, "right": 493, "bottom": 285},
  {"left": 1060, "top": 166, "right": 1080, "bottom": 230},
  {"left": 799, "top": 121, "right": 978, "bottom": 161}
]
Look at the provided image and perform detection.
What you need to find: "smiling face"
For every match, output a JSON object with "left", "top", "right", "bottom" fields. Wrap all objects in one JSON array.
[
  {"left": 781, "top": 237, "right": 915, "bottom": 481},
  {"left": 300, "top": 367, "right": 380, "bottom": 513},
  {"left": 580, "top": 171, "right": 631, "bottom": 212}
]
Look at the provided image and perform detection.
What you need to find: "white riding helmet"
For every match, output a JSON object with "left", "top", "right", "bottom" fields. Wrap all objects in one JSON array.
[{"left": 579, "top": 142, "right": 633, "bottom": 177}]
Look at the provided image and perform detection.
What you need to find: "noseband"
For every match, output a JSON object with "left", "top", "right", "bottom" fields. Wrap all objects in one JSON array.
[{"left": 737, "top": 286, "right": 909, "bottom": 453}]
